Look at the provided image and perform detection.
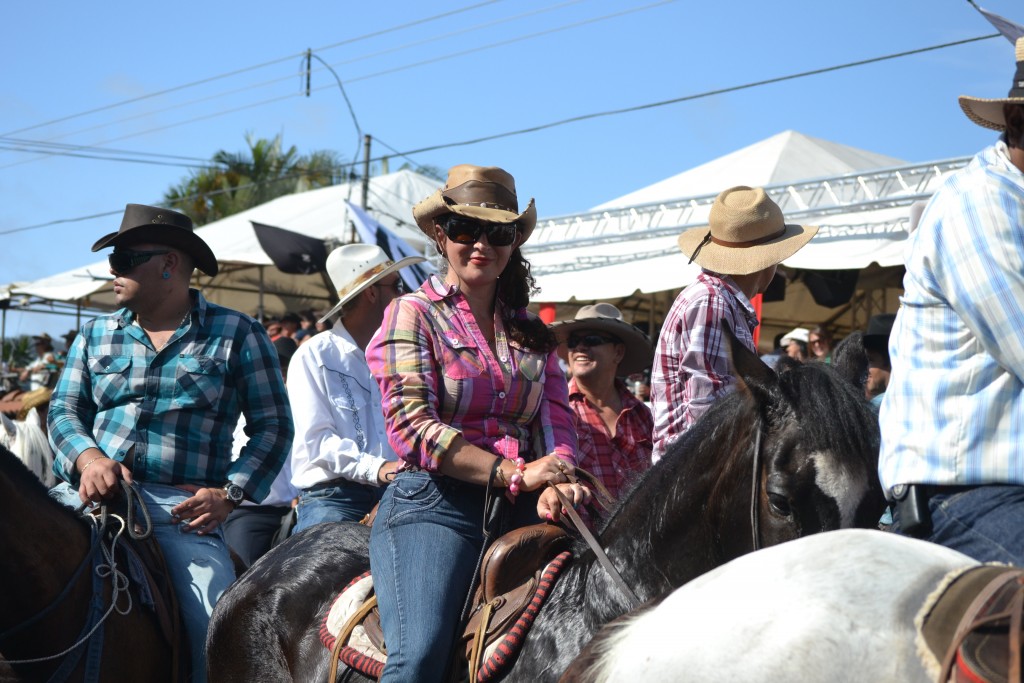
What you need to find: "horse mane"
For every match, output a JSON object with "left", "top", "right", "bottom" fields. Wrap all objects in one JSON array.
[{"left": 0, "top": 441, "right": 83, "bottom": 523}]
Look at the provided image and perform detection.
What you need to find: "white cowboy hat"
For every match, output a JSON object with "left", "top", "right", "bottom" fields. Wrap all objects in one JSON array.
[
  {"left": 318, "top": 244, "right": 425, "bottom": 324},
  {"left": 959, "top": 37, "right": 1024, "bottom": 131},
  {"left": 677, "top": 186, "right": 817, "bottom": 276},
  {"left": 780, "top": 327, "right": 810, "bottom": 346},
  {"left": 412, "top": 164, "right": 537, "bottom": 243},
  {"left": 550, "top": 302, "right": 653, "bottom": 376}
]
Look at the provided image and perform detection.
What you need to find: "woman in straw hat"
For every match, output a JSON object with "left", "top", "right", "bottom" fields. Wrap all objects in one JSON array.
[
  {"left": 365, "top": 164, "right": 587, "bottom": 682},
  {"left": 651, "top": 185, "right": 816, "bottom": 462}
]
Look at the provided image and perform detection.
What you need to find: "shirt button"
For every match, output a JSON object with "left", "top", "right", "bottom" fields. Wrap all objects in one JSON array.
[{"left": 498, "top": 391, "right": 506, "bottom": 399}]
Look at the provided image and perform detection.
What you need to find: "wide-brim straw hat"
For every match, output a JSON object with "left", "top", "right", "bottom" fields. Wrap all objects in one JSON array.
[
  {"left": 92, "top": 203, "right": 219, "bottom": 276},
  {"left": 412, "top": 164, "right": 537, "bottom": 244},
  {"left": 318, "top": 243, "right": 426, "bottom": 324},
  {"left": 550, "top": 302, "right": 653, "bottom": 376},
  {"left": 959, "top": 37, "right": 1024, "bottom": 131},
  {"left": 677, "top": 186, "right": 818, "bottom": 276}
]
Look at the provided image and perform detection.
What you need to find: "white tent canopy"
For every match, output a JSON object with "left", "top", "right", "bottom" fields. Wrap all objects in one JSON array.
[
  {"left": 15, "top": 169, "right": 441, "bottom": 317},
  {"left": 526, "top": 131, "right": 963, "bottom": 303}
]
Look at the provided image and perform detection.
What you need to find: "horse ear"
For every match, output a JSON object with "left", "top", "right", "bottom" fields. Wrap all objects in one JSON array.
[
  {"left": 723, "top": 318, "right": 778, "bottom": 400},
  {"left": 830, "top": 331, "right": 869, "bottom": 393}
]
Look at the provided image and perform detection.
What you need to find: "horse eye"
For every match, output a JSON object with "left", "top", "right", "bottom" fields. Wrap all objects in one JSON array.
[{"left": 768, "top": 492, "right": 793, "bottom": 517}]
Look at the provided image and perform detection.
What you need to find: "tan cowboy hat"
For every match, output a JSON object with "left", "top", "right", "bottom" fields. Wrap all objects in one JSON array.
[
  {"left": 412, "top": 164, "right": 537, "bottom": 243},
  {"left": 92, "top": 204, "right": 219, "bottom": 276},
  {"left": 677, "top": 186, "right": 818, "bottom": 276},
  {"left": 550, "top": 303, "right": 653, "bottom": 376},
  {"left": 959, "top": 37, "right": 1024, "bottom": 131},
  {"left": 318, "top": 244, "right": 426, "bottom": 324}
]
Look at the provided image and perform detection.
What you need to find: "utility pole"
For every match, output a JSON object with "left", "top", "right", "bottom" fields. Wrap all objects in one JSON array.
[{"left": 361, "top": 134, "right": 372, "bottom": 209}]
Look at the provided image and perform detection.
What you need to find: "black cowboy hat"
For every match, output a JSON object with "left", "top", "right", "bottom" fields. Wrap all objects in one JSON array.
[
  {"left": 863, "top": 313, "right": 896, "bottom": 355},
  {"left": 91, "top": 204, "right": 219, "bottom": 276}
]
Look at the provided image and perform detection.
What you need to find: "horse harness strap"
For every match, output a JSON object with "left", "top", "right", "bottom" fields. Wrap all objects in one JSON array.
[
  {"left": 750, "top": 426, "right": 763, "bottom": 552},
  {"left": 547, "top": 483, "right": 640, "bottom": 610}
]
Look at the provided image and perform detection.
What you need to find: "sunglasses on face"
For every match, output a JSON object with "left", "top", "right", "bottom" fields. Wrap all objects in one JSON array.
[
  {"left": 108, "top": 249, "right": 170, "bottom": 275},
  {"left": 440, "top": 216, "right": 519, "bottom": 247},
  {"left": 374, "top": 278, "right": 405, "bottom": 295},
  {"left": 566, "top": 333, "right": 620, "bottom": 350}
]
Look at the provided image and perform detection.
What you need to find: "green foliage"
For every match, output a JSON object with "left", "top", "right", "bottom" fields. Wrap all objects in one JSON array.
[
  {"left": 2, "top": 335, "right": 32, "bottom": 369},
  {"left": 163, "top": 133, "right": 346, "bottom": 226}
]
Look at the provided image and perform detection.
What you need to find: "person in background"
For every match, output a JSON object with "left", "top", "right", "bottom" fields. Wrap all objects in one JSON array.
[
  {"left": 366, "top": 164, "right": 586, "bottom": 682},
  {"left": 288, "top": 244, "right": 425, "bottom": 533},
  {"left": 551, "top": 303, "right": 654, "bottom": 502},
  {"left": 862, "top": 314, "right": 894, "bottom": 409},
  {"left": 47, "top": 203, "right": 293, "bottom": 681},
  {"left": 19, "top": 333, "right": 59, "bottom": 390},
  {"left": 808, "top": 325, "right": 833, "bottom": 363},
  {"left": 652, "top": 186, "right": 817, "bottom": 460},
  {"left": 879, "top": 37, "right": 1024, "bottom": 564},
  {"left": 780, "top": 327, "right": 809, "bottom": 362}
]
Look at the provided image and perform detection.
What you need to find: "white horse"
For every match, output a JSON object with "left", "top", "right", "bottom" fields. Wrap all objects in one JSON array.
[
  {"left": 566, "top": 530, "right": 982, "bottom": 683},
  {"left": 0, "top": 411, "right": 55, "bottom": 487}
]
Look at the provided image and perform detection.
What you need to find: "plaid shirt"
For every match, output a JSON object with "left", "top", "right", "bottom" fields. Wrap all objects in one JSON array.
[
  {"left": 48, "top": 290, "right": 294, "bottom": 503},
  {"left": 568, "top": 377, "right": 653, "bottom": 499},
  {"left": 879, "top": 140, "right": 1024, "bottom": 492},
  {"left": 366, "top": 275, "right": 576, "bottom": 471},
  {"left": 650, "top": 271, "right": 758, "bottom": 461}
]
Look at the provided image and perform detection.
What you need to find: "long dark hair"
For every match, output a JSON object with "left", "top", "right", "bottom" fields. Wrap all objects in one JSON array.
[{"left": 497, "top": 247, "right": 556, "bottom": 353}]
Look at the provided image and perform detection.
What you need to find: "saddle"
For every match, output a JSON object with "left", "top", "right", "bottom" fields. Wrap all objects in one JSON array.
[
  {"left": 920, "top": 565, "right": 1024, "bottom": 683},
  {"left": 326, "top": 523, "right": 571, "bottom": 682}
]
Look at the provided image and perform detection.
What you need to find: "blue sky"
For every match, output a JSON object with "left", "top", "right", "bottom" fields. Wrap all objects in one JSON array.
[{"left": 0, "top": 0, "right": 1019, "bottom": 343}]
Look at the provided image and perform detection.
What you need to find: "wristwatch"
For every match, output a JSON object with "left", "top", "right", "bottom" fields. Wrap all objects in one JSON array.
[{"left": 223, "top": 482, "right": 245, "bottom": 507}]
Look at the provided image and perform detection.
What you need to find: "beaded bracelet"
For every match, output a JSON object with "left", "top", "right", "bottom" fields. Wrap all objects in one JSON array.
[{"left": 507, "top": 457, "right": 526, "bottom": 497}]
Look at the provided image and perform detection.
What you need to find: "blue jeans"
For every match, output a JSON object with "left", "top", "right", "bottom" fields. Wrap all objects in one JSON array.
[
  {"left": 370, "top": 471, "right": 488, "bottom": 683},
  {"left": 50, "top": 482, "right": 235, "bottom": 683},
  {"left": 293, "top": 478, "right": 384, "bottom": 533},
  {"left": 894, "top": 484, "right": 1024, "bottom": 564}
]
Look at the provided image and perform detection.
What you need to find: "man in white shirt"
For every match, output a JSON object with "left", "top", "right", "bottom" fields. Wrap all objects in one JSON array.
[{"left": 289, "top": 244, "right": 425, "bottom": 533}]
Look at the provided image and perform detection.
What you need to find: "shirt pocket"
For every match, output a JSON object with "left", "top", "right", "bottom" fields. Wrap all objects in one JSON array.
[
  {"left": 515, "top": 350, "right": 547, "bottom": 383},
  {"left": 437, "top": 333, "right": 485, "bottom": 380},
  {"left": 88, "top": 355, "right": 132, "bottom": 400},
  {"left": 173, "top": 355, "right": 226, "bottom": 409}
]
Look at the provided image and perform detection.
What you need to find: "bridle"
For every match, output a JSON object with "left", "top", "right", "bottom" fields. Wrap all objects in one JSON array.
[{"left": 749, "top": 419, "right": 765, "bottom": 552}]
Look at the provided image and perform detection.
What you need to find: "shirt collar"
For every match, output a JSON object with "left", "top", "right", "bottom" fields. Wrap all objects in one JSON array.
[
  {"left": 700, "top": 270, "right": 759, "bottom": 327},
  {"left": 113, "top": 288, "right": 203, "bottom": 329}
]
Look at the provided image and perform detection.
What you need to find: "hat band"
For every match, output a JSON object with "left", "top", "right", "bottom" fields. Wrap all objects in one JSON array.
[
  {"left": 1011, "top": 62, "right": 1024, "bottom": 97},
  {"left": 336, "top": 261, "right": 393, "bottom": 300},
  {"left": 710, "top": 226, "right": 787, "bottom": 248}
]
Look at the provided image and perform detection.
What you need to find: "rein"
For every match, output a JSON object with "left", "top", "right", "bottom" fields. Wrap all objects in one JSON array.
[{"left": 749, "top": 424, "right": 764, "bottom": 552}]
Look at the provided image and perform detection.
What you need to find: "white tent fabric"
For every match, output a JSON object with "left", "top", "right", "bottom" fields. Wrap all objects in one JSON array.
[
  {"left": 15, "top": 170, "right": 441, "bottom": 316},
  {"left": 527, "top": 131, "right": 914, "bottom": 303}
]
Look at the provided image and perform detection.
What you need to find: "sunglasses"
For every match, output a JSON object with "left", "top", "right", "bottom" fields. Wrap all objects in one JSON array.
[
  {"left": 108, "top": 249, "right": 170, "bottom": 275},
  {"left": 566, "top": 333, "right": 621, "bottom": 350},
  {"left": 374, "top": 278, "right": 405, "bottom": 295},
  {"left": 441, "top": 216, "right": 519, "bottom": 247}
]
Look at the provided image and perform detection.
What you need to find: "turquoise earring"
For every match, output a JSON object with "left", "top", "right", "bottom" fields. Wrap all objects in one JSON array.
[{"left": 162, "top": 271, "right": 171, "bottom": 280}]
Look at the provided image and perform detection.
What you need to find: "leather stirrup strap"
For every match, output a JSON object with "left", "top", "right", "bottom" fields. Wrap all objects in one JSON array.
[
  {"left": 939, "top": 569, "right": 1024, "bottom": 682},
  {"left": 327, "top": 595, "right": 379, "bottom": 683},
  {"left": 468, "top": 600, "right": 496, "bottom": 681},
  {"left": 547, "top": 484, "right": 640, "bottom": 609}
]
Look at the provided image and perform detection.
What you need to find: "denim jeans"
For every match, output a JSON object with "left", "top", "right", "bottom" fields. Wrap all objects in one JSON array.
[
  {"left": 370, "top": 471, "right": 488, "bottom": 683},
  {"left": 894, "top": 484, "right": 1024, "bottom": 565},
  {"left": 50, "top": 482, "right": 235, "bottom": 683},
  {"left": 293, "top": 478, "right": 384, "bottom": 533}
]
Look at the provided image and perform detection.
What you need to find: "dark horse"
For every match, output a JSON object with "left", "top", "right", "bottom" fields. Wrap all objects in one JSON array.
[
  {"left": 0, "top": 445, "right": 170, "bottom": 683},
  {"left": 207, "top": 332, "right": 885, "bottom": 682}
]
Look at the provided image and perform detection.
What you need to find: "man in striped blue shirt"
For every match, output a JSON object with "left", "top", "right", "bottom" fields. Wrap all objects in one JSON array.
[
  {"left": 48, "top": 204, "right": 294, "bottom": 682},
  {"left": 879, "top": 39, "right": 1024, "bottom": 564}
]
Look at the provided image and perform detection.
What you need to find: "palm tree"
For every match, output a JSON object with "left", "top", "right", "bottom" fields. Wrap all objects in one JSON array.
[{"left": 164, "top": 134, "right": 344, "bottom": 226}]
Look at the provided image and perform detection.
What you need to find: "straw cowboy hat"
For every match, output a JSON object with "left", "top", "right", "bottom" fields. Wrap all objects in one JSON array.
[
  {"left": 413, "top": 164, "right": 537, "bottom": 243},
  {"left": 959, "top": 37, "right": 1024, "bottom": 131},
  {"left": 92, "top": 203, "right": 219, "bottom": 276},
  {"left": 318, "top": 244, "right": 425, "bottom": 324},
  {"left": 677, "top": 186, "right": 817, "bottom": 276},
  {"left": 550, "top": 303, "right": 653, "bottom": 376}
]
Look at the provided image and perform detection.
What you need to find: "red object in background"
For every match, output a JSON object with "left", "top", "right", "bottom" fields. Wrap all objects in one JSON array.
[
  {"left": 751, "top": 294, "right": 762, "bottom": 348},
  {"left": 539, "top": 302, "right": 556, "bottom": 324}
]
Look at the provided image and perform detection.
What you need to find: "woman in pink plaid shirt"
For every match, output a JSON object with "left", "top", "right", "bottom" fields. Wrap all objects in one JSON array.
[{"left": 365, "top": 165, "right": 588, "bottom": 683}]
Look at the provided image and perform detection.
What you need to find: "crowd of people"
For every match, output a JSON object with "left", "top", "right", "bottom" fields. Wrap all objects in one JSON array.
[{"left": 21, "top": 37, "right": 1024, "bottom": 682}]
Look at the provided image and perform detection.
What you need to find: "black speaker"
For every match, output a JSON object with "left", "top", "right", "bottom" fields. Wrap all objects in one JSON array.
[{"left": 802, "top": 269, "right": 860, "bottom": 308}]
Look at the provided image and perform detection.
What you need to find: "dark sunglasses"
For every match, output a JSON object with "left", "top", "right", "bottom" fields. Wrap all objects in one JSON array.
[
  {"left": 566, "top": 333, "right": 621, "bottom": 350},
  {"left": 441, "top": 216, "right": 519, "bottom": 247},
  {"left": 108, "top": 249, "right": 170, "bottom": 275},
  {"left": 374, "top": 278, "right": 405, "bottom": 295}
]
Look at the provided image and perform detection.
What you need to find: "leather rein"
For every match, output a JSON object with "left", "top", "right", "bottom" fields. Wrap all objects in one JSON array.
[{"left": 749, "top": 423, "right": 764, "bottom": 552}]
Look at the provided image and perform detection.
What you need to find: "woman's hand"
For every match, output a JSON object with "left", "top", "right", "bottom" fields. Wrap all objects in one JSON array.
[
  {"left": 537, "top": 482, "right": 591, "bottom": 523},
  {"left": 519, "top": 454, "right": 575, "bottom": 492}
]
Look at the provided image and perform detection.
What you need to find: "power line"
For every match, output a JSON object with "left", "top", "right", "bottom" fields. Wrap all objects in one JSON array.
[{"left": 1, "top": 32, "right": 1000, "bottom": 237}]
